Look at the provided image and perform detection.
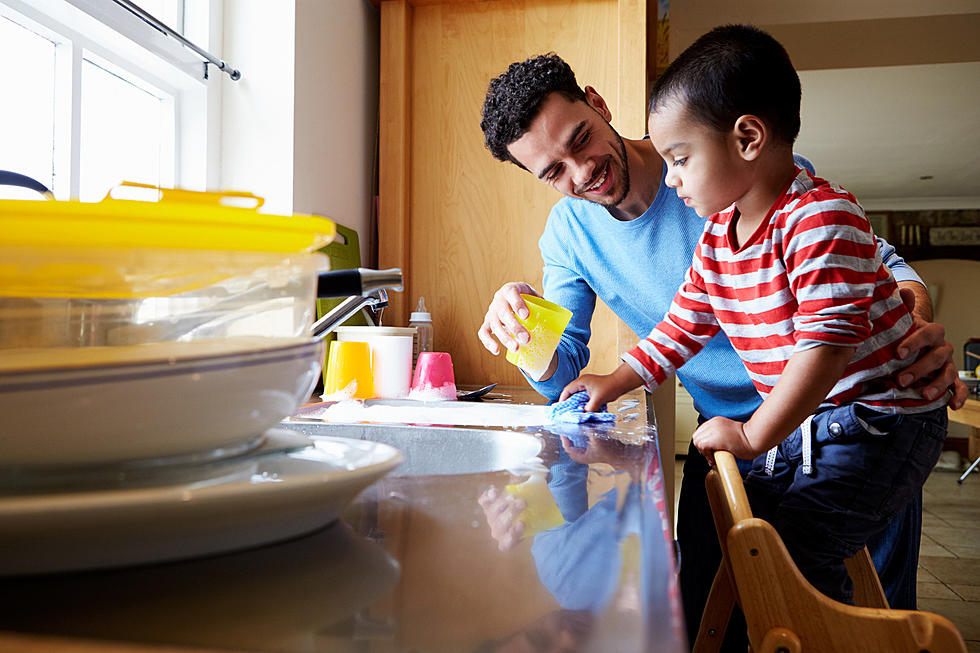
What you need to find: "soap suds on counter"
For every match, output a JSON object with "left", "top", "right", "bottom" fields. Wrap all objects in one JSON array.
[{"left": 300, "top": 399, "right": 553, "bottom": 427}]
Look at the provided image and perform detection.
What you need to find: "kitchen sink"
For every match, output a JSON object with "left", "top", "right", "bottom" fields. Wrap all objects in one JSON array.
[{"left": 283, "top": 421, "right": 544, "bottom": 476}]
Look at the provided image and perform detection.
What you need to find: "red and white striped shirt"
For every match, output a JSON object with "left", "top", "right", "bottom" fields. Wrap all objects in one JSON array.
[{"left": 624, "top": 168, "right": 945, "bottom": 414}]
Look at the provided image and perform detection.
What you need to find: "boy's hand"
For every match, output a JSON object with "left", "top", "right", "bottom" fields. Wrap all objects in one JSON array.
[
  {"left": 559, "top": 364, "right": 643, "bottom": 412},
  {"left": 692, "top": 416, "right": 755, "bottom": 466}
]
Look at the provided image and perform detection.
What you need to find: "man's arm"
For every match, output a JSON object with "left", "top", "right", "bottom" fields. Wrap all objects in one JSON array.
[
  {"left": 477, "top": 211, "right": 596, "bottom": 400},
  {"left": 477, "top": 276, "right": 593, "bottom": 400},
  {"left": 876, "top": 238, "right": 967, "bottom": 408},
  {"left": 893, "top": 282, "right": 968, "bottom": 407}
]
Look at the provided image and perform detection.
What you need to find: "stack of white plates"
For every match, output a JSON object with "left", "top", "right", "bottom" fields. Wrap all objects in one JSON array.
[{"left": 0, "top": 338, "right": 403, "bottom": 575}]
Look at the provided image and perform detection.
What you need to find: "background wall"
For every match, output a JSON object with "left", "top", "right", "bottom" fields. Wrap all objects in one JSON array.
[
  {"left": 219, "top": 0, "right": 295, "bottom": 216},
  {"left": 294, "top": 0, "right": 380, "bottom": 266},
  {"left": 220, "top": 0, "right": 379, "bottom": 265}
]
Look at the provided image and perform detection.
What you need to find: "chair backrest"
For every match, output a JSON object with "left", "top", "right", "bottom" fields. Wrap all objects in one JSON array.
[{"left": 705, "top": 451, "right": 967, "bottom": 653}]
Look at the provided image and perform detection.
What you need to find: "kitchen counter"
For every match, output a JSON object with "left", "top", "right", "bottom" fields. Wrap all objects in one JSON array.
[{"left": 0, "top": 387, "right": 685, "bottom": 653}]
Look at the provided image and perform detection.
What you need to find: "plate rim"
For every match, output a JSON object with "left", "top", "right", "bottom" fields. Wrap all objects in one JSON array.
[
  {"left": 0, "top": 337, "right": 323, "bottom": 380},
  {"left": 0, "top": 434, "right": 403, "bottom": 513}
]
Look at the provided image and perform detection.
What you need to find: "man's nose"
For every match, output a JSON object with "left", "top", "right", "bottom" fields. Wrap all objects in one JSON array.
[{"left": 571, "top": 158, "right": 596, "bottom": 188}]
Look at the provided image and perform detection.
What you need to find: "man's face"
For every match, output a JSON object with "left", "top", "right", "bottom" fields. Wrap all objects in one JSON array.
[
  {"left": 507, "top": 92, "right": 630, "bottom": 208},
  {"left": 648, "top": 98, "right": 747, "bottom": 218}
]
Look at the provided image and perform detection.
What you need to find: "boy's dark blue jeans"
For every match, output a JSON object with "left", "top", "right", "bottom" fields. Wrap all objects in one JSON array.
[{"left": 744, "top": 403, "right": 948, "bottom": 604}]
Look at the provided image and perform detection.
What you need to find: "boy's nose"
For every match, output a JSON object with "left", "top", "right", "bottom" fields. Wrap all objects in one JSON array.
[{"left": 664, "top": 168, "right": 680, "bottom": 188}]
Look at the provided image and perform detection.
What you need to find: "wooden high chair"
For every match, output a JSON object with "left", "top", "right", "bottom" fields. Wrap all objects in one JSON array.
[{"left": 692, "top": 451, "right": 966, "bottom": 653}]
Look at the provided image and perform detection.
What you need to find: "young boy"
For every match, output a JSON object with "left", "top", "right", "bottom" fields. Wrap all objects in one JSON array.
[{"left": 561, "top": 24, "right": 949, "bottom": 604}]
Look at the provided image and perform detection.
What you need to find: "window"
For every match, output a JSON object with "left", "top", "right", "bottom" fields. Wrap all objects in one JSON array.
[
  {"left": 0, "top": 16, "right": 57, "bottom": 196},
  {"left": 0, "top": 0, "right": 214, "bottom": 201},
  {"left": 79, "top": 55, "right": 173, "bottom": 201}
]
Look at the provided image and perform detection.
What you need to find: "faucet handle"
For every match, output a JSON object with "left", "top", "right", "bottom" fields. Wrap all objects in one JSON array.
[
  {"left": 359, "top": 268, "right": 403, "bottom": 293},
  {"left": 316, "top": 268, "right": 403, "bottom": 298}
]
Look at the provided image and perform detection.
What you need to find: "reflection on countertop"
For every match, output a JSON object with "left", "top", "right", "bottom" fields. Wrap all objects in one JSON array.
[{"left": 0, "top": 387, "right": 685, "bottom": 653}]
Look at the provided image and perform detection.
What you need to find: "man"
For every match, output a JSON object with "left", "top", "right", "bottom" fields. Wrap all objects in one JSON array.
[{"left": 477, "top": 53, "right": 966, "bottom": 648}]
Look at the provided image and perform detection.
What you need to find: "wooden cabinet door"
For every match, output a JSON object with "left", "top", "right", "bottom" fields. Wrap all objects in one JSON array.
[{"left": 379, "top": 0, "right": 649, "bottom": 387}]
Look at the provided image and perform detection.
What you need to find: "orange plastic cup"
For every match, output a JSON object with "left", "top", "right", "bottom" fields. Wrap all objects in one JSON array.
[{"left": 323, "top": 340, "right": 374, "bottom": 399}]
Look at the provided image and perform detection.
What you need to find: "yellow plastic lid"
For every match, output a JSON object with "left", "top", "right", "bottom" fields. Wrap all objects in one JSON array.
[{"left": 0, "top": 183, "right": 336, "bottom": 253}]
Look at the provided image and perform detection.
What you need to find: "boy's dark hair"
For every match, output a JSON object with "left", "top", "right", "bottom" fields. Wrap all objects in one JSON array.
[
  {"left": 649, "top": 24, "right": 801, "bottom": 144},
  {"left": 481, "top": 53, "right": 587, "bottom": 168}
]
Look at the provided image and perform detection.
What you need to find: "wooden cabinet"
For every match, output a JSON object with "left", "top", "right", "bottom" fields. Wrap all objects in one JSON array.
[{"left": 378, "top": 0, "right": 652, "bottom": 388}]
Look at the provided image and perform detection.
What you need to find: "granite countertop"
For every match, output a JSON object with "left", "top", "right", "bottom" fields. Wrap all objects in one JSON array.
[{"left": 0, "top": 387, "right": 685, "bottom": 653}]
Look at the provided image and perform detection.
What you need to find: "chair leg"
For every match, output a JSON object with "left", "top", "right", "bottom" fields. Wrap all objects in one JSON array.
[
  {"left": 692, "top": 564, "right": 737, "bottom": 653},
  {"left": 959, "top": 454, "right": 980, "bottom": 483},
  {"left": 845, "top": 547, "right": 889, "bottom": 609}
]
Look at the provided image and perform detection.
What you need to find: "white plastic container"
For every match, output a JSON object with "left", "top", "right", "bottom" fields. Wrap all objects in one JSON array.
[{"left": 334, "top": 326, "right": 416, "bottom": 398}]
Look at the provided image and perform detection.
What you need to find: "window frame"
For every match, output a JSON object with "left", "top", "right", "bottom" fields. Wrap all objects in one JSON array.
[{"left": 0, "top": 0, "right": 218, "bottom": 199}]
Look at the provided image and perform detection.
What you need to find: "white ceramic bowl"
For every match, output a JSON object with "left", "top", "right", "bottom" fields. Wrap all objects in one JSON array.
[{"left": 0, "top": 338, "right": 325, "bottom": 467}]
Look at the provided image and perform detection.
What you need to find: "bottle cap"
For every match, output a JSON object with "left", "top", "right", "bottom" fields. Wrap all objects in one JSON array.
[{"left": 410, "top": 296, "right": 431, "bottom": 323}]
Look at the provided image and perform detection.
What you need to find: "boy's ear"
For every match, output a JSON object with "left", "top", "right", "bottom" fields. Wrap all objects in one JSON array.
[
  {"left": 584, "top": 86, "right": 613, "bottom": 122},
  {"left": 732, "top": 115, "right": 766, "bottom": 161}
]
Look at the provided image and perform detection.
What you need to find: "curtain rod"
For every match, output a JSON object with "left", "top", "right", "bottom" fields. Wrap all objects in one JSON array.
[{"left": 111, "top": 0, "right": 241, "bottom": 81}]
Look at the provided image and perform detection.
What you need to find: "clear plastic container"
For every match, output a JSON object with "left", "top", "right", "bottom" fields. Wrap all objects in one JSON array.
[{"left": 0, "top": 185, "right": 334, "bottom": 360}]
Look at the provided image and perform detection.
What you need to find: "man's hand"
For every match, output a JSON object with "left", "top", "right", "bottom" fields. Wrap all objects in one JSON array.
[
  {"left": 477, "top": 485, "right": 526, "bottom": 552},
  {"left": 559, "top": 363, "right": 643, "bottom": 412},
  {"left": 692, "top": 416, "right": 756, "bottom": 466},
  {"left": 477, "top": 282, "right": 540, "bottom": 355},
  {"left": 895, "top": 286, "right": 968, "bottom": 409}
]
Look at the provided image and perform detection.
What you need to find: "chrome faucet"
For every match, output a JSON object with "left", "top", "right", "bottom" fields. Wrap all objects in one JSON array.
[{"left": 311, "top": 268, "right": 403, "bottom": 338}]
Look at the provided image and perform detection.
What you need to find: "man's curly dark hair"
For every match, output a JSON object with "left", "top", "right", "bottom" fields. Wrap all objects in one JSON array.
[{"left": 480, "top": 53, "right": 587, "bottom": 169}]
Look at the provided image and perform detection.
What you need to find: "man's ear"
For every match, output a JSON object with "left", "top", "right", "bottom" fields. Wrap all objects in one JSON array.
[
  {"left": 584, "top": 86, "right": 613, "bottom": 122},
  {"left": 732, "top": 115, "right": 766, "bottom": 161}
]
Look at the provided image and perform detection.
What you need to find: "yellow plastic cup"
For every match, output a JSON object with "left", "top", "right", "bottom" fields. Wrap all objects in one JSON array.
[
  {"left": 324, "top": 340, "right": 374, "bottom": 399},
  {"left": 505, "top": 472, "right": 565, "bottom": 537},
  {"left": 505, "top": 294, "right": 573, "bottom": 379}
]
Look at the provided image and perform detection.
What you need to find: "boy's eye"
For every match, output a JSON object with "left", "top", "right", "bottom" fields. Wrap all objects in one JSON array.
[{"left": 673, "top": 157, "right": 687, "bottom": 167}]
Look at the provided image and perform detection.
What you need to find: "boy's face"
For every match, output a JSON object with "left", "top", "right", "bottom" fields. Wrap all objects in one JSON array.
[
  {"left": 648, "top": 98, "right": 748, "bottom": 218},
  {"left": 507, "top": 90, "right": 630, "bottom": 209}
]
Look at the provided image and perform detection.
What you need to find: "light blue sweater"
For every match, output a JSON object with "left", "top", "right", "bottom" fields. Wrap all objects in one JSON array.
[{"left": 528, "top": 159, "right": 920, "bottom": 421}]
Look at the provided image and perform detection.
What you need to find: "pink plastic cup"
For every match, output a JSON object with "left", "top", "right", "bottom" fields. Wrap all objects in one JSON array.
[{"left": 409, "top": 351, "right": 457, "bottom": 401}]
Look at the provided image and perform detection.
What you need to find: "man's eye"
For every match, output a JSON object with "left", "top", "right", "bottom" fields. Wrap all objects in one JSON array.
[
  {"left": 548, "top": 164, "right": 564, "bottom": 181},
  {"left": 576, "top": 131, "right": 591, "bottom": 148}
]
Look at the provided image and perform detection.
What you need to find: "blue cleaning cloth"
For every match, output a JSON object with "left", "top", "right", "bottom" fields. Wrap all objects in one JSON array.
[{"left": 548, "top": 391, "right": 617, "bottom": 424}]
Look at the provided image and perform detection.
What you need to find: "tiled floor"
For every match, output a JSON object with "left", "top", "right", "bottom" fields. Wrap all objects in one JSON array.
[
  {"left": 918, "top": 465, "right": 980, "bottom": 651},
  {"left": 672, "top": 458, "right": 980, "bottom": 650}
]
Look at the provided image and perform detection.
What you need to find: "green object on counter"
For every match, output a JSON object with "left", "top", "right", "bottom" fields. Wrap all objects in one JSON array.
[{"left": 315, "top": 223, "right": 368, "bottom": 385}]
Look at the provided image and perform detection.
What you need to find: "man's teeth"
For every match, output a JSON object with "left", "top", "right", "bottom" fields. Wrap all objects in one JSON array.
[{"left": 585, "top": 167, "right": 607, "bottom": 192}]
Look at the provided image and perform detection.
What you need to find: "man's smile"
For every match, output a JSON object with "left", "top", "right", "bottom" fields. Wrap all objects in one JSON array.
[{"left": 579, "top": 159, "right": 611, "bottom": 195}]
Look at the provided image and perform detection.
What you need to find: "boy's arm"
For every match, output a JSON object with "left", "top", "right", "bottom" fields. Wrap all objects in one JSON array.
[
  {"left": 693, "top": 345, "right": 854, "bottom": 462},
  {"left": 560, "top": 363, "right": 644, "bottom": 412},
  {"left": 563, "top": 259, "right": 721, "bottom": 412}
]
